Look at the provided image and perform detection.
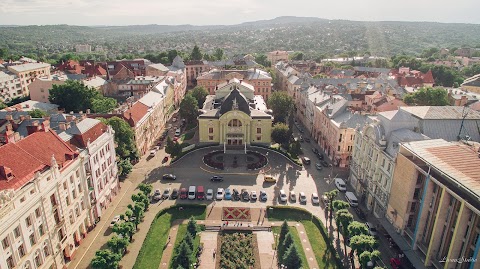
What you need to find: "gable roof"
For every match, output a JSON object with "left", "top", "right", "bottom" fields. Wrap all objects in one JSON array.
[
  {"left": 219, "top": 87, "right": 251, "bottom": 115},
  {"left": 123, "top": 102, "right": 150, "bottom": 127}
]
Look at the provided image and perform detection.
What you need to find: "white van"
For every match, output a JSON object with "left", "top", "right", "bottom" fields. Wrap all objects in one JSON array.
[
  {"left": 188, "top": 186, "right": 196, "bottom": 200},
  {"left": 175, "top": 128, "right": 181, "bottom": 137},
  {"left": 345, "top": 191, "right": 358, "bottom": 207}
]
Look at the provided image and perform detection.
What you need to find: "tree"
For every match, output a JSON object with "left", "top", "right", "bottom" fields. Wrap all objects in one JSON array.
[
  {"left": 187, "top": 217, "right": 197, "bottom": 237},
  {"left": 282, "top": 244, "right": 302, "bottom": 269},
  {"left": 128, "top": 202, "right": 145, "bottom": 229},
  {"left": 112, "top": 222, "right": 136, "bottom": 242},
  {"left": 288, "top": 140, "right": 302, "bottom": 158},
  {"left": 168, "top": 50, "right": 179, "bottom": 63},
  {"left": 403, "top": 87, "right": 449, "bottom": 106},
  {"left": 91, "top": 97, "right": 118, "bottom": 113},
  {"left": 278, "top": 231, "right": 294, "bottom": 264},
  {"left": 335, "top": 209, "right": 354, "bottom": 258},
  {"left": 28, "top": 109, "right": 47, "bottom": 118},
  {"left": 0, "top": 102, "right": 6, "bottom": 109},
  {"left": 138, "top": 183, "right": 153, "bottom": 197},
  {"left": 271, "top": 122, "right": 290, "bottom": 145},
  {"left": 359, "top": 250, "right": 372, "bottom": 269},
  {"left": 100, "top": 117, "right": 138, "bottom": 160},
  {"left": 290, "top": 52, "right": 304, "bottom": 61},
  {"left": 107, "top": 235, "right": 130, "bottom": 255},
  {"left": 165, "top": 136, "right": 182, "bottom": 157},
  {"left": 278, "top": 220, "right": 289, "bottom": 250},
  {"left": 118, "top": 158, "right": 133, "bottom": 177},
  {"left": 462, "top": 64, "right": 480, "bottom": 77},
  {"left": 172, "top": 241, "right": 192, "bottom": 269},
  {"left": 189, "top": 86, "right": 209, "bottom": 108},
  {"left": 0, "top": 47, "right": 7, "bottom": 58},
  {"left": 49, "top": 80, "right": 100, "bottom": 112},
  {"left": 350, "top": 234, "right": 378, "bottom": 257},
  {"left": 131, "top": 192, "right": 149, "bottom": 211},
  {"left": 179, "top": 94, "right": 199, "bottom": 124},
  {"left": 332, "top": 200, "right": 350, "bottom": 211},
  {"left": 313, "top": 73, "right": 328, "bottom": 79},
  {"left": 254, "top": 54, "right": 271, "bottom": 67},
  {"left": 91, "top": 249, "right": 121, "bottom": 269},
  {"left": 183, "top": 232, "right": 194, "bottom": 251},
  {"left": 213, "top": 48, "right": 224, "bottom": 61},
  {"left": 324, "top": 190, "right": 339, "bottom": 221},
  {"left": 268, "top": 91, "right": 293, "bottom": 123},
  {"left": 348, "top": 221, "right": 370, "bottom": 237},
  {"left": 190, "top": 45, "right": 202, "bottom": 61}
]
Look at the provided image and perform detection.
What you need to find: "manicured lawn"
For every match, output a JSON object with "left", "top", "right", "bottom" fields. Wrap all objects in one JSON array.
[
  {"left": 133, "top": 205, "right": 206, "bottom": 269},
  {"left": 272, "top": 226, "right": 308, "bottom": 267},
  {"left": 268, "top": 206, "right": 341, "bottom": 269},
  {"left": 169, "top": 224, "right": 203, "bottom": 268}
]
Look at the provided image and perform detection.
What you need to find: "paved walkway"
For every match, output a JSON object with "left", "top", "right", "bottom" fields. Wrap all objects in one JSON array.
[
  {"left": 257, "top": 231, "right": 277, "bottom": 269},
  {"left": 198, "top": 232, "right": 218, "bottom": 269}
]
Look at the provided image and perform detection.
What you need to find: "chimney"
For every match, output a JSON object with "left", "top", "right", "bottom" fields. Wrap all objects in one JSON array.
[
  {"left": 41, "top": 119, "right": 50, "bottom": 132},
  {"left": 5, "top": 114, "right": 13, "bottom": 121},
  {"left": 66, "top": 115, "right": 73, "bottom": 122},
  {"left": 86, "top": 109, "right": 91, "bottom": 114},
  {"left": 20, "top": 115, "right": 25, "bottom": 121},
  {"left": 0, "top": 166, "right": 14, "bottom": 181},
  {"left": 26, "top": 120, "right": 41, "bottom": 135},
  {"left": 26, "top": 115, "right": 31, "bottom": 120},
  {"left": 58, "top": 122, "right": 67, "bottom": 131}
]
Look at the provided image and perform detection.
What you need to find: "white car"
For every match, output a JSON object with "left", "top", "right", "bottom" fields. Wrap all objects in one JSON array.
[
  {"left": 311, "top": 193, "right": 320, "bottom": 204},
  {"left": 172, "top": 117, "right": 177, "bottom": 122},
  {"left": 175, "top": 128, "right": 181, "bottom": 137},
  {"left": 279, "top": 190, "right": 287, "bottom": 203},
  {"left": 299, "top": 192, "right": 307, "bottom": 204},
  {"left": 289, "top": 191, "right": 297, "bottom": 203},
  {"left": 216, "top": 188, "right": 224, "bottom": 200},
  {"left": 162, "top": 188, "right": 171, "bottom": 199},
  {"left": 110, "top": 215, "right": 121, "bottom": 228},
  {"left": 334, "top": 178, "right": 347, "bottom": 192},
  {"left": 149, "top": 149, "right": 157, "bottom": 157},
  {"left": 153, "top": 189, "right": 162, "bottom": 201},
  {"left": 250, "top": 191, "right": 257, "bottom": 201},
  {"left": 206, "top": 189, "right": 214, "bottom": 200}
]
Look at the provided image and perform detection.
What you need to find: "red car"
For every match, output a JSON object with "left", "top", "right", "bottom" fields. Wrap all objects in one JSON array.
[
  {"left": 390, "top": 258, "right": 401, "bottom": 269},
  {"left": 179, "top": 188, "right": 188, "bottom": 199}
]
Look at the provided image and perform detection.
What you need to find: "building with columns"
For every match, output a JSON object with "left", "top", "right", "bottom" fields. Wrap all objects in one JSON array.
[
  {"left": 198, "top": 79, "right": 272, "bottom": 147},
  {"left": 385, "top": 139, "right": 480, "bottom": 269}
]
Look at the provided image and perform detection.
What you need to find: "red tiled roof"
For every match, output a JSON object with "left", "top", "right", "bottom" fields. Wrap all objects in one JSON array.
[
  {"left": 123, "top": 102, "right": 149, "bottom": 127},
  {"left": 422, "top": 70, "right": 435, "bottom": 84},
  {"left": 375, "top": 98, "right": 408, "bottom": 112},
  {"left": 69, "top": 122, "right": 108, "bottom": 149},
  {"left": 0, "top": 129, "right": 78, "bottom": 190}
]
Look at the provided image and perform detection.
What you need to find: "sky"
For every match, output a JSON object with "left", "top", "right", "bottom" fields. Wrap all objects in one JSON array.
[{"left": 0, "top": 0, "right": 479, "bottom": 26}]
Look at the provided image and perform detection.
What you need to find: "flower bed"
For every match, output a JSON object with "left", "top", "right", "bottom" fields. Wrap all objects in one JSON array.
[
  {"left": 218, "top": 232, "right": 260, "bottom": 269},
  {"left": 222, "top": 207, "right": 251, "bottom": 221},
  {"left": 246, "top": 150, "right": 268, "bottom": 170},
  {"left": 203, "top": 150, "right": 224, "bottom": 170}
]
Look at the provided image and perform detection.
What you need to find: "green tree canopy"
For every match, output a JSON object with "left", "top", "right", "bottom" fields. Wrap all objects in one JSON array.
[
  {"left": 282, "top": 244, "right": 302, "bottom": 269},
  {"left": 112, "top": 221, "right": 135, "bottom": 242},
  {"left": 183, "top": 232, "right": 194, "bottom": 251},
  {"left": 332, "top": 200, "right": 350, "bottom": 211},
  {"left": 138, "top": 183, "right": 153, "bottom": 197},
  {"left": 131, "top": 192, "right": 149, "bottom": 211},
  {"left": 28, "top": 109, "right": 48, "bottom": 118},
  {"left": 288, "top": 140, "right": 302, "bottom": 158},
  {"left": 189, "top": 86, "right": 209, "bottom": 108},
  {"left": 118, "top": 158, "right": 133, "bottom": 177},
  {"left": 179, "top": 94, "right": 199, "bottom": 123},
  {"left": 268, "top": 91, "right": 293, "bottom": 123},
  {"left": 165, "top": 136, "right": 182, "bottom": 157},
  {"left": 290, "top": 52, "right": 304, "bottom": 61},
  {"left": 350, "top": 234, "right": 378, "bottom": 256},
  {"left": 278, "top": 232, "right": 294, "bottom": 264},
  {"left": 213, "top": 48, "right": 224, "bottom": 60},
  {"left": 172, "top": 241, "right": 192, "bottom": 269},
  {"left": 91, "top": 97, "right": 118, "bottom": 113},
  {"left": 187, "top": 217, "right": 198, "bottom": 237},
  {"left": 403, "top": 87, "right": 449, "bottom": 106},
  {"left": 49, "top": 80, "right": 101, "bottom": 112},
  {"left": 190, "top": 45, "right": 202, "bottom": 61},
  {"left": 271, "top": 122, "right": 291, "bottom": 145},
  {"left": 254, "top": 54, "right": 271, "bottom": 67},
  {"left": 99, "top": 116, "right": 138, "bottom": 160},
  {"left": 348, "top": 221, "right": 370, "bottom": 237},
  {"left": 91, "top": 249, "right": 121, "bottom": 269},
  {"left": 0, "top": 102, "right": 6, "bottom": 110},
  {"left": 107, "top": 235, "right": 130, "bottom": 255}
]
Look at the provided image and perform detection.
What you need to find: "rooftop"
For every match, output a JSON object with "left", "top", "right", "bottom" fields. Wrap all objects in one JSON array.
[
  {"left": 8, "top": 62, "right": 51, "bottom": 73},
  {"left": 400, "top": 106, "right": 480, "bottom": 120}
]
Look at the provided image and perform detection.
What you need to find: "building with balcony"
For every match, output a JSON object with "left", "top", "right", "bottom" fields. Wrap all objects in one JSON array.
[
  {"left": 198, "top": 79, "right": 272, "bottom": 147},
  {"left": 6, "top": 63, "right": 51, "bottom": 97},
  {"left": 0, "top": 71, "right": 22, "bottom": 103},
  {"left": 0, "top": 127, "right": 91, "bottom": 269},
  {"left": 385, "top": 139, "right": 480, "bottom": 269}
]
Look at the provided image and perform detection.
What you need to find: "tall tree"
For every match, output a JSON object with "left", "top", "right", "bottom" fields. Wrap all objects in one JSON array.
[
  {"left": 91, "top": 249, "right": 121, "bottom": 269},
  {"left": 324, "top": 190, "right": 339, "bottom": 221},
  {"left": 138, "top": 183, "right": 153, "bottom": 197},
  {"left": 168, "top": 49, "right": 179, "bottom": 63},
  {"left": 282, "top": 244, "right": 302, "bottom": 269},
  {"left": 278, "top": 232, "right": 294, "bottom": 264},
  {"left": 278, "top": 220, "right": 289, "bottom": 250},
  {"left": 403, "top": 87, "right": 449, "bottom": 106},
  {"left": 332, "top": 200, "right": 350, "bottom": 211},
  {"left": 183, "top": 232, "right": 194, "bottom": 251},
  {"left": 187, "top": 217, "right": 198, "bottom": 237},
  {"left": 268, "top": 91, "right": 293, "bottom": 123},
  {"left": 91, "top": 97, "right": 118, "bottom": 113},
  {"left": 118, "top": 158, "right": 133, "bottom": 177},
  {"left": 49, "top": 80, "right": 100, "bottom": 112},
  {"left": 254, "top": 54, "right": 271, "bottom": 67},
  {"left": 349, "top": 234, "right": 378, "bottom": 257},
  {"left": 131, "top": 192, "right": 149, "bottom": 211},
  {"left": 172, "top": 241, "right": 192, "bottom": 269},
  {"left": 335, "top": 209, "right": 354, "bottom": 258},
  {"left": 179, "top": 94, "right": 199, "bottom": 123},
  {"left": 100, "top": 116, "right": 138, "bottom": 160},
  {"left": 288, "top": 140, "right": 302, "bottom": 158},
  {"left": 190, "top": 45, "right": 202, "bottom": 61},
  {"left": 271, "top": 122, "right": 291, "bottom": 145},
  {"left": 107, "top": 235, "right": 130, "bottom": 255},
  {"left": 213, "top": 48, "right": 224, "bottom": 60},
  {"left": 127, "top": 202, "right": 145, "bottom": 229},
  {"left": 189, "top": 86, "right": 209, "bottom": 108},
  {"left": 348, "top": 221, "right": 370, "bottom": 237},
  {"left": 112, "top": 222, "right": 135, "bottom": 242}
]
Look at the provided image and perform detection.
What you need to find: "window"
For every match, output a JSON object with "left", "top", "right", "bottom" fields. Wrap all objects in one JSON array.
[
  {"left": 209, "top": 127, "right": 213, "bottom": 133},
  {"left": 2, "top": 237, "right": 10, "bottom": 249},
  {"left": 35, "top": 207, "right": 41, "bottom": 218},
  {"left": 29, "top": 234, "right": 36, "bottom": 246},
  {"left": 20, "top": 196, "right": 26, "bottom": 203},
  {"left": 18, "top": 244, "right": 26, "bottom": 257},
  {"left": 387, "top": 163, "right": 391, "bottom": 172},
  {"left": 34, "top": 251, "right": 42, "bottom": 267},
  {"left": 76, "top": 169, "right": 80, "bottom": 178},
  {"left": 338, "top": 146, "right": 341, "bottom": 151},
  {"left": 63, "top": 182, "right": 68, "bottom": 190},
  {"left": 38, "top": 224, "right": 44, "bottom": 236},
  {"left": 257, "top": 128, "right": 261, "bottom": 134},
  {"left": 78, "top": 183, "right": 83, "bottom": 193},
  {"left": 256, "top": 135, "right": 261, "bottom": 141},
  {"left": 14, "top": 226, "right": 21, "bottom": 238},
  {"left": 6, "top": 256, "right": 14, "bottom": 269},
  {"left": 70, "top": 175, "right": 74, "bottom": 184},
  {"left": 209, "top": 136, "right": 214, "bottom": 141},
  {"left": 26, "top": 216, "right": 32, "bottom": 227},
  {"left": 339, "top": 134, "right": 343, "bottom": 142},
  {"left": 43, "top": 244, "right": 50, "bottom": 257}
]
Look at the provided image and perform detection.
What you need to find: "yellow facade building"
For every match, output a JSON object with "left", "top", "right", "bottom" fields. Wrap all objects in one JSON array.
[{"left": 198, "top": 79, "right": 272, "bottom": 147}]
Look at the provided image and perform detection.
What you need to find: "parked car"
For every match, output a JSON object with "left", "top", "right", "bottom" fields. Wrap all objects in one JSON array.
[
  {"left": 365, "top": 222, "right": 378, "bottom": 237},
  {"left": 311, "top": 193, "right": 320, "bottom": 204},
  {"left": 334, "top": 178, "right": 347, "bottom": 192},
  {"left": 210, "top": 175, "right": 224, "bottom": 182},
  {"left": 315, "top": 163, "right": 323, "bottom": 170},
  {"left": 321, "top": 160, "right": 329, "bottom": 167},
  {"left": 162, "top": 174, "right": 176, "bottom": 180},
  {"left": 250, "top": 191, "right": 258, "bottom": 201},
  {"left": 197, "top": 186, "right": 205, "bottom": 200},
  {"left": 179, "top": 188, "right": 188, "bottom": 199},
  {"left": 171, "top": 188, "right": 179, "bottom": 199},
  {"left": 316, "top": 152, "right": 324, "bottom": 160},
  {"left": 321, "top": 194, "right": 329, "bottom": 206},
  {"left": 354, "top": 207, "right": 366, "bottom": 220},
  {"left": 279, "top": 190, "right": 287, "bottom": 203},
  {"left": 312, "top": 148, "right": 319, "bottom": 154},
  {"left": 162, "top": 156, "right": 169, "bottom": 163},
  {"left": 299, "top": 192, "right": 307, "bottom": 204},
  {"left": 301, "top": 157, "right": 311, "bottom": 165},
  {"left": 304, "top": 137, "right": 310, "bottom": 143},
  {"left": 241, "top": 189, "right": 250, "bottom": 201},
  {"left": 175, "top": 128, "right": 181, "bottom": 137},
  {"left": 188, "top": 186, "right": 196, "bottom": 200},
  {"left": 216, "top": 188, "right": 224, "bottom": 200},
  {"left": 299, "top": 135, "right": 304, "bottom": 142},
  {"left": 289, "top": 191, "right": 297, "bottom": 202},
  {"left": 260, "top": 190, "right": 268, "bottom": 202},
  {"left": 263, "top": 175, "right": 277, "bottom": 183},
  {"left": 232, "top": 189, "right": 241, "bottom": 201},
  {"left": 153, "top": 189, "right": 162, "bottom": 201},
  {"left": 110, "top": 215, "right": 121, "bottom": 228},
  {"left": 162, "top": 188, "right": 171, "bottom": 199},
  {"left": 149, "top": 149, "right": 157, "bottom": 157},
  {"left": 206, "top": 189, "right": 214, "bottom": 200},
  {"left": 224, "top": 188, "right": 232, "bottom": 200}
]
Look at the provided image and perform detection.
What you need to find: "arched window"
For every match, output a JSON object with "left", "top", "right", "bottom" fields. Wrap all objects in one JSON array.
[
  {"left": 43, "top": 241, "right": 50, "bottom": 257},
  {"left": 228, "top": 119, "right": 242, "bottom": 127},
  {"left": 34, "top": 250, "right": 42, "bottom": 267}
]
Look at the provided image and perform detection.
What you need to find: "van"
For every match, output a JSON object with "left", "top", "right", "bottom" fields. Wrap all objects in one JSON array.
[
  {"left": 345, "top": 191, "right": 358, "bottom": 207},
  {"left": 188, "top": 186, "right": 196, "bottom": 200},
  {"left": 175, "top": 128, "right": 181, "bottom": 137},
  {"left": 301, "top": 156, "right": 311, "bottom": 165},
  {"left": 197, "top": 186, "right": 205, "bottom": 200}
]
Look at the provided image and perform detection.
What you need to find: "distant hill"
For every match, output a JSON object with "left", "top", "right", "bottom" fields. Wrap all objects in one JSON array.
[{"left": 1, "top": 16, "right": 479, "bottom": 58}]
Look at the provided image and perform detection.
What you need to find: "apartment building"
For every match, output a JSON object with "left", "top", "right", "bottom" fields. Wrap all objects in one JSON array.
[
  {"left": 196, "top": 68, "right": 272, "bottom": 100},
  {"left": 0, "top": 71, "right": 22, "bottom": 103},
  {"left": 185, "top": 60, "right": 211, "bottom": 87},
  {"left": 0, "top": 128, "right": 90, "bottom": 269},
  {"left": 386, "top": 139, "right": 480, "bottom": 269},
  {"left": 75, "top": 44, "right": 92, "bottom": 53},
  {"left": 267, "top": 51, "right": 289, "bottom": 66},
  {"left": 7, "top": 63, "right": 51, "bottom": 97}
]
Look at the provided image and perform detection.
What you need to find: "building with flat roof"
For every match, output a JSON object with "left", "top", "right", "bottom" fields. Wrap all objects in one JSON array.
[
  {"left": 7, "top": 63, "right": 51, "bottom": 97},
  {"left": 385, "top": 139, "right": 480, "bottom": 269}
]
